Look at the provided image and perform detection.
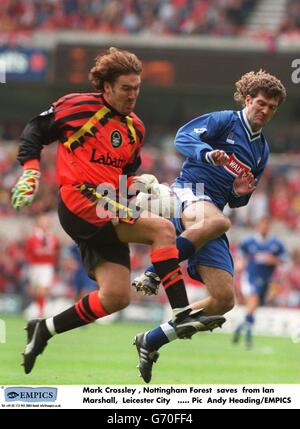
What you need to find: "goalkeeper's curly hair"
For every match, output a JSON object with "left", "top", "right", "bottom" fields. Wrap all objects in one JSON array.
[
  {"left": 89, "top": 47, "right": 142, "bottom": 91},
  {"left": 234, "top": 70, "right": 287, "bottom": 107}
]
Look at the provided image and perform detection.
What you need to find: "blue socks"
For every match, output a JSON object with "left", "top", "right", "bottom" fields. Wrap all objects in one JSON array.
[
  {"left": 143, "top": 239, "right": 196, "bottom": 350},
  {"left": 245, "top": 314, "right": 254, "bottom": 324},
  {"left": 145, "top": 321, "right": 177, "bottom": 350}
]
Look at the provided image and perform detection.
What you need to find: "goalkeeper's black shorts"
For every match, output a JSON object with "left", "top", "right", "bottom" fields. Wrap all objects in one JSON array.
[{"left": 58, "top": 194, "right": 130, "bottom": 279}]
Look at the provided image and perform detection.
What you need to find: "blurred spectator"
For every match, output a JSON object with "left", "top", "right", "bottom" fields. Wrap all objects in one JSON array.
[
  {"left": 24, "top": 213, "right": 60, "bottom": 317},
  {"left": 279, "top": 0, "right": 300, "bottom": 37},
  {"left": 62, "top": 242, "right": 97, "bottom": 300},
  {"left": 232, "top": 216, "right": 288, "bottom": 348}
]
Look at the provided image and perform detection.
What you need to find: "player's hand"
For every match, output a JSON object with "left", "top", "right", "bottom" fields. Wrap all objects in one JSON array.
[
  {"left": 233, "top": 170, "right": 257, "bottom": 197},
  {"left": 207, "top": 150, "right": 230, "bottom": 166},
  {"left": 132, "top": 174, "right": 159, "bottom": 193},
  {"left": 11, "top": 169, "right": 41, "bottom": 211}
]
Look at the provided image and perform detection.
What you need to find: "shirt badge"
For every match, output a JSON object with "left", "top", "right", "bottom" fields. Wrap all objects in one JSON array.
[{"left": 111, "top": 130, "right": 123, "bottom": 148}]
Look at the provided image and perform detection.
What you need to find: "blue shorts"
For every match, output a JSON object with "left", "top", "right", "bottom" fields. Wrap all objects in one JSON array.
[
  {"left": 172, "top": 213, "right": 234, "bottom": 283},
  {"left": 187, "top": 235, "right": 234, "bottom": 282},
  {"left": 241, "top": 272, "right": 269, "bottom": 304}
]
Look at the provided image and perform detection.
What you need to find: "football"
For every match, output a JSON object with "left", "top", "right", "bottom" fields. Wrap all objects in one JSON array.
[{"left": 135, "top": 183, "right": 176, "bottom": 218}]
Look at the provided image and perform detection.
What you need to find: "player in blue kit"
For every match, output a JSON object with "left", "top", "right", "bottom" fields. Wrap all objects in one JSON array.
[
  {"left": 132, "top": 70, "right": 287, "bottom": 382},
  {"left": 232, "top": 216, "right": 287, "bottom": 348}
]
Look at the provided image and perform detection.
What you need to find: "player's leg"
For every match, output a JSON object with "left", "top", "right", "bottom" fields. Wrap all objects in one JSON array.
[
  {"left": 22, "top": 259, "right": 130, "bottom": 374},
  {"left": 46, "top": 260, "right": 131, "bottom": 332},
  {"left": 22, "top": 199, "right": 134, "bottom": 374},
  {"left": 137, "top": 239, "right": 234, "bottom": 355},
  {"left": 133, "top": 235, "right": 233, "bottom": 381},
  {"left": 133, "top": 200, "right": 231, "bottom": 294},
  {"left": 116, "top": 213, "right": 225, "bottom": 328},
  {"left": 232, "top": 275, "right": 260, "bottom": 348},
  {"left": 181, "top": 200, "right": 231, "bottom": 246},
  {"left": 35, "top": 286, "right": 47, "bottom": 318},
  {"left": 116, "top": 213, "right": 226, "bottom": 383},
  {"left": 244, "top": 294, "right": 259, "bottom": 348},
  {"left": 233, "top": 295, "right": 259, "bottom": 348},
  {"left": 115, "top": 212, "right": 189, "bottom": 310},
  {"left": 27, "top": 265, "right": 53, "bottom": 318},
  {"left": 142, "top": 266, "right": 232, "bottom": 352},
  {"left": 190, "top": 266, "right": 235, "bottom": 314},
  {"left": 132, "top": 265, "right": 229, "bottom": 382}
]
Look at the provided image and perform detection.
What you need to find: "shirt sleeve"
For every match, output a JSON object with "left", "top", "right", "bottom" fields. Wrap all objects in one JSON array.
[
  {"left": 275, "top": 240, "right": 288, "bottom": 261},
  {"left": 17, "top": 108, "right": 60, "bottom": 165},
  {"left": 174, "top": 111, "right": 232, "bottom": 161}
]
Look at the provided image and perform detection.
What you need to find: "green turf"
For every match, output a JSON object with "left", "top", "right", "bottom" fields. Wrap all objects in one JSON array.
[{"left": 0, "top": 315, "right": 299, "bottom": 385}]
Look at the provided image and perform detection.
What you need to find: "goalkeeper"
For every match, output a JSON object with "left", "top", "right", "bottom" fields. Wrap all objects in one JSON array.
[{"left": 12, "top": 47, "right": 225, "bottom": 381}]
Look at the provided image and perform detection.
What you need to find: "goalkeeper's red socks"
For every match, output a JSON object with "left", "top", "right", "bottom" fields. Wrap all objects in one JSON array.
[
  {"left": 43, "top": 291, "right": 109, "bottom": 336},
  {"left": 145, "top": 236, "right": 196, "bottom": 279},
  {"left": 150, "top": 245, "right": 189, "bottom": 309}
]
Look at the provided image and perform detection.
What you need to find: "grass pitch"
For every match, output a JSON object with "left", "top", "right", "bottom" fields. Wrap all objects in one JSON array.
[{"left": 0, "top": 315, "right": 299, "bottom": 385}]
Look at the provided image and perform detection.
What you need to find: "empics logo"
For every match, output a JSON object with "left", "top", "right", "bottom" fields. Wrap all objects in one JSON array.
[{"left": 5, "top": 387, "right": 57, "bottom": 403}]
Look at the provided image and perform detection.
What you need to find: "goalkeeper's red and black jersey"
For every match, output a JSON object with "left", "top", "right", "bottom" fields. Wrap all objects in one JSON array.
[{"left": 18, "top": 92, "right": 145, "bottom": 189}]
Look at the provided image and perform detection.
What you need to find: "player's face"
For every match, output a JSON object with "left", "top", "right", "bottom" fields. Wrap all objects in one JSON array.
[
  {"left": 245, "top": 92, "right": 279, "bottom": 132},
  {"left": 104, "top": 74, "right": 141, "bottom": 115}
]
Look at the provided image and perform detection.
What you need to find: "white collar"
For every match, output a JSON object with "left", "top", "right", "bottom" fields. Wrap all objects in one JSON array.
[{"left": 238, "top": 109, "right": 262, "bottom": 142}]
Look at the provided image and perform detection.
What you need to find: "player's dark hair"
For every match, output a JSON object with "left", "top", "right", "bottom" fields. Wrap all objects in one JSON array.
[
  {"left": 89, "top": 47, "right": 142, "bottom": 91},
  {"left": 234, "top": 70, "right": 287, "bottom": 106}
]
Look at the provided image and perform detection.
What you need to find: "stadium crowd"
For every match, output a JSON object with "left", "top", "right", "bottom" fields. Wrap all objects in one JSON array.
[
  {"left": 0, "top": 0, "right": 257, "bottom": 36},
  {"left": 279, "top": 0, "right": 300, "bottom": 37},
  {"left": 1, "top": 0, "right": 300, "bottom": 39}
]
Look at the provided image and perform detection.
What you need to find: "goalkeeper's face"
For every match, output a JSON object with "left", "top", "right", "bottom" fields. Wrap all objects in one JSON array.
[{"left": 104, "top": 74, "right": 141, "bottom": 116}]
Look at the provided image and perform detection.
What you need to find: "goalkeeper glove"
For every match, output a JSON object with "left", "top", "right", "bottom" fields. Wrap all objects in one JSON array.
[
  {"left": 131, "top": 174, "right": 159, "bottom": 193},
  {"left": 11, "top": 169, "right": 41, "bottom": 211}
]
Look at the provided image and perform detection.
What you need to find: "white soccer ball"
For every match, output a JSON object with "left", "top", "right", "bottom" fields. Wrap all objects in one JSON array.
[{"left": 135, "top": 183, "right": 176, "bottom": 218}]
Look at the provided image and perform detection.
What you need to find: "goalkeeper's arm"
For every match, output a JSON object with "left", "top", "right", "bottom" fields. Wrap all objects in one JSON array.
[{"left": 12, "top": 111, "right": 58, "bottom": 211}]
